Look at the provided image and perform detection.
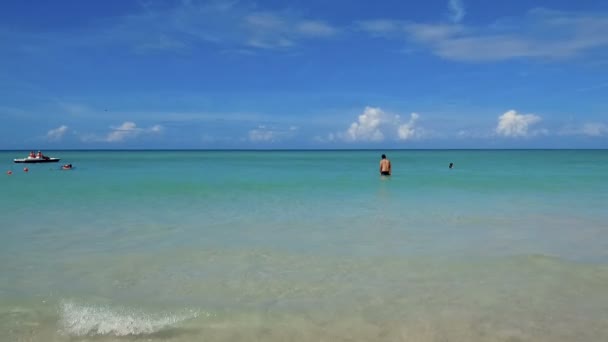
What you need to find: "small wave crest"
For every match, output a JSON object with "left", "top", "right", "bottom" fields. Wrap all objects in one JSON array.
[{"left": 59, "top": 300, "right": 199, "bottom": 337}]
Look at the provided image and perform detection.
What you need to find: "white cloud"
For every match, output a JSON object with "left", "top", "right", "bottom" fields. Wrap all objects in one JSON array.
[
  {"left": 249, "top": 128, "right": 275, "bottom": 142},
  {"left": 560, "top": 123, "right": 608, "bottom": 136},
  {"left": 245, "top": 12, "right": 293, "bottom": 48},
  {"left": 359, "top": 9, "right": 608, "bottom": 62},
  {"left": 80, "top": 121, "right": 163, "bottom": 143},
  {"left": 248, "top": 124, "right": 297, "bottom": 142},
  {"left": 106, "top": 121, "right": 139, "bottom": 142},
  {"left": 46, "top": 125, "right": 69, "bottom": 141},
  {"left": 4, "top": 1, "right": 340, "bottom": 54},
  {"left": 406, "top": 23, "right": 465, "bottom": 41},
  {"left": 121, "top": 4, "right": 340, "bottom": 52},
  {"left": 580, "top": 123, "right": 608, "bottom": 136},
  {"left": 397, "top": 113, "right": 421, "bottom": 140},
  {"left": 247, "top": 37, "right": 293, "bottom": 49},
  {"left": 448, "top": 0, "right": 466, "bottom": 23},
  {"left": 296, "top": 21, "right": 337, "bottom": 37},
  {"left": 244, "top": 14, "right": 337, "bottom": 49},
  {"left": 341, "top": 107, "right": 425, "bottom": 142},
  {"left": 346, "top": 106, "right": 385, "bottom": 141},
  {"left": 246, "top": 12, "right": 285, "bottom": 30},
  {"left": 149, "top": 124, "right": 163, "bottom": 133},
  {"left": 496, "top": 110, "right": 542, "bottom": 137}
]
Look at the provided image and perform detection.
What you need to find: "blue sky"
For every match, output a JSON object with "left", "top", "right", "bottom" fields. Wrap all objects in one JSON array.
[{"left": 1, "top": 0, "right": 607, "bottom": 149}]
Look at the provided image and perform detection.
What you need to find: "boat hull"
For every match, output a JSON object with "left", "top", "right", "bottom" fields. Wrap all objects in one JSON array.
[{"left": 14, "top": 158, "right": 60, "bottom": 163}]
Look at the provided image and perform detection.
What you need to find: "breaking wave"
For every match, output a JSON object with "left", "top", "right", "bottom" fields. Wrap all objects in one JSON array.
[{"left": 59, "top": 300, "right": 199, "bottom": 336}]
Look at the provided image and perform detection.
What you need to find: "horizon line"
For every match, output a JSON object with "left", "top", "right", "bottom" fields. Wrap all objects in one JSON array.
[{"left": 2, "top": 148, "right": 607, "bottom": 152}]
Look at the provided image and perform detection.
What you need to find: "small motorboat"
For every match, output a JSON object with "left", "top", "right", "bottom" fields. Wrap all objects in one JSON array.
[
  {"left": 14, "top": 151, "right": 60, "bottom": 164},
  {"left": 14, "top": 156, "right": 60, "bottom": 163}
]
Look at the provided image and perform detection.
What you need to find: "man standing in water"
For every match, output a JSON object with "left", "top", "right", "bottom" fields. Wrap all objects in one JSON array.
[{"left": 380, "top": 154, "right": 391, "bottom": 176}]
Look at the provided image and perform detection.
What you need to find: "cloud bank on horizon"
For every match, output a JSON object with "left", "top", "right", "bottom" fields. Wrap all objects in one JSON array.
[
  {"left": 1, "top": 0, "right": 607, "bottom": 149},
  {"left": 496, "top": 110, "right": 543, "bottom": 138}
]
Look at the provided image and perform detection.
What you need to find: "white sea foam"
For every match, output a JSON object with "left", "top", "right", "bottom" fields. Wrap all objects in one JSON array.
[{"left": 58, "top": 300, "right": 199, "bottom": 336}]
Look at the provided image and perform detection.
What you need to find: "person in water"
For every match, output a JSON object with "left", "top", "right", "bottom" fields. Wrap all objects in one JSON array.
[
  {"left": 379, "top": 154, "right": 391, "bottom": 176},
  {"left": 62, "top": 164, "right": 72, "bottom": 170},
  {"left": 449, "top": 162, "right": 454, "bottom": 169}
]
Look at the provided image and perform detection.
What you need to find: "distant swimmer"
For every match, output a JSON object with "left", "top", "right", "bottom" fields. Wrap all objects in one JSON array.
[
  {"left": 379, "top": 154, "right": 391, "bottom": 176},
  {"left": 449, "top": 162, "right": 454, "bottom": 169},
  {"left": 61, "top": 164, "right": 73, "bottom": 170}
]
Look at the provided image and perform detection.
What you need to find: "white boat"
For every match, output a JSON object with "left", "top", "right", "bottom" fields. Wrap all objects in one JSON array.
[{"left": 14, "top": 157, "right": 60, "bottom": 163}]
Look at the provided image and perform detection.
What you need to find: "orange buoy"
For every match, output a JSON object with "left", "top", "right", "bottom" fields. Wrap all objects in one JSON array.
[
  {"left": 23, "top": 167, "right": 29, "bottom": 172},
  {"left": 7, "top": 170, "right": 12, "bottom": 175}
]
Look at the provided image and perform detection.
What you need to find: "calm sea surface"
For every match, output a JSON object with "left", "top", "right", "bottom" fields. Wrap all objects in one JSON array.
[{"left": 1, "top": 150, "right": 607, "bottom": 341}]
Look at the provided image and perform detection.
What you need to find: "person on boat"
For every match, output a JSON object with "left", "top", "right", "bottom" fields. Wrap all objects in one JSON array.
[
  {"left": 28, "top": 151, "right": 35, "bottom": 158},
  {"left": 37, "top": 151, "right": 50, "bottom": 160},
  {"left": 379, "top": 154, "right": 391, "bottom": 176}
]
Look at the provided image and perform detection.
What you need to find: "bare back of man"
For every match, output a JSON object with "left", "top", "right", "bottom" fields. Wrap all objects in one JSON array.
[{"left": 379, "top": 154, "right": 391, "bottom": 176}]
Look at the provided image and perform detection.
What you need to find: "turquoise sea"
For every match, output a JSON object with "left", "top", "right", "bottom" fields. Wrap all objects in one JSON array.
[{"left": 1, "top": 150, "right": 607, "bottom": 341}]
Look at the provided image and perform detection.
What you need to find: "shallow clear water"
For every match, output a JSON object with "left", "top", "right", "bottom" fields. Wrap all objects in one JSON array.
[{"left": 1, "top": 150, "right": 607, "bottom": 341}]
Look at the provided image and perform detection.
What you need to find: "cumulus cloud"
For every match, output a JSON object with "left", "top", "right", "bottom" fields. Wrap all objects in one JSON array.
[
  {"left": 46, "top": 125, "right": 69, "bottom": 141},
  {"left": 106, "top": 122, "right": 139, "bottom": 142},
  {"left": 397, "top": 113, "right": 420, "bottom": 140},
  {"left": 448, "top": 0, "right": 466, "bottom": 23},
  {"left": 346, "top": 107, "right": 385, "bottom": 141},
  {"left": 495, "top": 110, "right": 542, "bottom": 137},
  {"left": 341, "top": 107, "right": 424, "bottom": 142}
]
